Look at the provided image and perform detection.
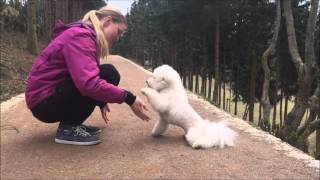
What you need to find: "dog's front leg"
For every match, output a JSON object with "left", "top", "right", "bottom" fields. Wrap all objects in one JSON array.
[
  {"left": 141, "top": 88, "right": 168, "bottom": 113},
  {"left": 151, "top": 119, "right": 168, "bottom": 137}
]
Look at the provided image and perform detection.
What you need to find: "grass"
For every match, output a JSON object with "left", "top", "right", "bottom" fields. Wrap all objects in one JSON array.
[{"left": 184, "top": 75, "right": 304, "bottom": 127}]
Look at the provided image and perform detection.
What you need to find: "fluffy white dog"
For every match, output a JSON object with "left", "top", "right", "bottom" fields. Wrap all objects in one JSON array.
[{"left": 141, "top": 65, "right": 236, "bottom": 149}]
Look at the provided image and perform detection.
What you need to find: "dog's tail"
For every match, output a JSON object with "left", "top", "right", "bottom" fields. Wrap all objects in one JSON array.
[{"left": 185, "top": 120, "right": 237, "bottom": 149}]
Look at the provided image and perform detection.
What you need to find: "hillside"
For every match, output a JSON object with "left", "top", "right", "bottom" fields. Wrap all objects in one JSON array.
[{"left": 0, "top": 32, "right": 37, "bottom": 102}]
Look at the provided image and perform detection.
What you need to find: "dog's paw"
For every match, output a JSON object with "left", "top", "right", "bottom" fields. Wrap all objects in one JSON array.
[
  {"left": 141, "top": 87, "right": 150, "bottom": 96},
  {"left": 151, "top": 133, "right": 163, "bottom": 137},
  {"left": 151, "top": 127, "right": 164, "bottom": 137},
  {"left": 189, "top": 141, "right": 202, "bottom": 149}
]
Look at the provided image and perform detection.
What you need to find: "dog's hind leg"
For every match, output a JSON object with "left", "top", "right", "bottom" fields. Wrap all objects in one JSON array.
[{"left": 151, "top": 119, "right": 168, "bottom": 137}]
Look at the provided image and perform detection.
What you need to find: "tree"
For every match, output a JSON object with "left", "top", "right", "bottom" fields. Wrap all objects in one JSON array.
[
  {"left": 280, "top": 0, "right": 319, "bottom": 147},
  {"left": 43, "top": 0, "right": 53, "bottom": 41},
  {"left": 317, "top": 129, "right": 320, "bottom": 159},
  {"left": 260, "top": 0, "right": 281, "bottom": 129},
  {"left": 27, "top": 0, "right": 38, "bottom": 54},
  {"left": 213, "top": 0, "right": 220, "bottom": 106}
]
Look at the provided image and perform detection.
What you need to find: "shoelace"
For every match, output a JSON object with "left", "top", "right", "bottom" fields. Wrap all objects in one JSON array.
[
  {"left": 79, "top": 125, "right": 88, "bottom": 132},
  {"left": 73, "top": 126, "right": 91, "bottom": 137}
]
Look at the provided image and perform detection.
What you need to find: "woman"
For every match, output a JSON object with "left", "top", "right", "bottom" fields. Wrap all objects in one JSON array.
[{"left": 25, "top": 6, "right": 150, "bottom": 146}]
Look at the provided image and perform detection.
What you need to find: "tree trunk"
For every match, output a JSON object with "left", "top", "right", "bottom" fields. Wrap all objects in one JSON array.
[
  {"left": 234, "top": 65, "right": 239, "bottom": 116},
  {"left": 213, "top": 1, "right": 220, "bottom": 106},
  {"left": 259, "top": 102, "right": 262, "bottom": 123},
  {"left": 189, "top": 70, "right": 193, "bottom": 91},
  {"left": 208, "top": 74, "right": 212, "bottom": 101},
  {"left": 222, "top": 54, "right": 226, "bottom": 110},
  {"left": 56, "top": 0, "right": 69, "bottom": 23},
  {"left": 260, "top": 0, "right": 281, "bottom": 129},
  {"left": 284, "top": 95, "right": 288, "bottom": 119},
  {"left": 69, "top": 0, "right": 82, "bottom": 22},
  {"left": 229, "top": 81, "right": 232, "bottom": 112},
  {"left": 223, "top": 80, "right": 226, "bottom": 110},
  {"left": 27, "top": 0, "right": 38, "bottom": 55},
  {"left": 249, "top": 51, "right": 257, "bottom": 122},
  {"left": 297, "top": 82, "right": 320, "bottom": 136},
  {"left": 44, "top": 0, "right": 53, "bottom": 41},
  {"left": 182, "top": 69, "right": 187, "bottom": 88},
  {"left": 204, "top": 75, "right": 208, "bottom": 98},
  {"left": 201, "top": 72, "right": 206, "bottom": 97},
  {"left": 218, "top": 80, "right": 221, "bottom": 106},
  {"left": 273, "top": 103, "right": 277, "bottom": 131},
  {"left": 316, "top": 129, "right": 320, "bottom": 160},
  {"left": 296, "top": 119, "right": 320, "bottom": 152},
  {"left": 195, "top": 74, "right": 199, "bottom": 94},
  {"left": 279, "top": 89, "right": 283, "bottom": 127}
]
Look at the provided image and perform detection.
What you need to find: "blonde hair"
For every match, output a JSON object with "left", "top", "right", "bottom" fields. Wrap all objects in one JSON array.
[{"left": 82, "top": 6, "right": 126, "bottom": 62}]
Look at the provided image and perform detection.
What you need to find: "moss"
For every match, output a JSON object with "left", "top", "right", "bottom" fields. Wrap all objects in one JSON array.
[
  {"left": 286, "top": 128, "right": 298, "bottom": 145},
  {"left": 296, "top": 137, "right": 308, "bottom": 153}
]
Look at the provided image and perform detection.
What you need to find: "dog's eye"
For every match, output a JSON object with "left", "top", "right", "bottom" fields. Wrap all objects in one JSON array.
[{"left": 161, "top": 77, "right": 165, "bottom": 81}]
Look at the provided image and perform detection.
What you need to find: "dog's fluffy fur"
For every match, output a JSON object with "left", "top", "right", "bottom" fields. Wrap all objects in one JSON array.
[{"left": 141, "top": 65, "right": 236, "bottom": 148}]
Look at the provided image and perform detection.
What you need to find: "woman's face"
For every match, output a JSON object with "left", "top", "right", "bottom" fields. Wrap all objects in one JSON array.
[{"left": 101, "top": 16, "right": 126, "bottom": 44}]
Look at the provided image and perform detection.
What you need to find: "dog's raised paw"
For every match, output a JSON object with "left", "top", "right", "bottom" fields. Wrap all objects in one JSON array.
[{"left": 141, "top": 87, "right": 149, "bottom": 96}]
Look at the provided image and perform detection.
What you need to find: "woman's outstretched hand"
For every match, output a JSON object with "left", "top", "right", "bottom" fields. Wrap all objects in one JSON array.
[{"left": 130, "top": 96, "right": 150, "bottom": 121}]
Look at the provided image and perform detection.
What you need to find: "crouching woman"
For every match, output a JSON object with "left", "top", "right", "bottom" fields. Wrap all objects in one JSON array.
[{"left": 25, "top": 6, "right": 150, "bottom": 146}]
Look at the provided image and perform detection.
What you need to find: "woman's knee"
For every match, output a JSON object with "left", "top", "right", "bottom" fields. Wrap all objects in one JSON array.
[{"left": 99, "top": 64, "right": 120, "bottom": 86}]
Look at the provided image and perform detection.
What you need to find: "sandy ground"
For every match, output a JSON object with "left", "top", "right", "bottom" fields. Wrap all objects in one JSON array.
[{"left": 1, "top": 55, "right": 319, "bottom": 179}]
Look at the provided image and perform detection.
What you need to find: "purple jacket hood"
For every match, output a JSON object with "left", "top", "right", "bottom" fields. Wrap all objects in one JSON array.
[{"left": 52, "top": 20, "right": 95, "bottom": 38}]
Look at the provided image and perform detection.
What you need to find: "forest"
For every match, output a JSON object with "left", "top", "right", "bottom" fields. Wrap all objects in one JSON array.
[{"left": 0, "top": 0, "right": 319, "bottom": 159}]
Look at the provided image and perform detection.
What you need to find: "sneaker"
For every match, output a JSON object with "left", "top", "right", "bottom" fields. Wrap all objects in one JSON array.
[
  {"left": 55, "top": 125, "right": 101, "bottom": 145},
  {"left": 79, "top": 124, "right": 101, "bottom": 135}
]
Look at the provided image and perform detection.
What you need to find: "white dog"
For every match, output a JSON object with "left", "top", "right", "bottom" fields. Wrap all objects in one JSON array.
[{"left": 141, "top": 65, "right": 236, "bottom": 149}]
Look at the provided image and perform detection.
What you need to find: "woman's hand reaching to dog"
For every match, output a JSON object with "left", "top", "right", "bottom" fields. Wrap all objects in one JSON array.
[
  {"left": 100, "top": 97, "right": 150, "bottom": 124},
  {"left": 130, "top": 96, "right": 150, "bottom": 121}
]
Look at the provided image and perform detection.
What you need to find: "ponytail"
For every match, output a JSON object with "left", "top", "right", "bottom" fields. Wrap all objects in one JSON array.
[{"left": 82, "top": 10, "right": 109, "bottom": 62}]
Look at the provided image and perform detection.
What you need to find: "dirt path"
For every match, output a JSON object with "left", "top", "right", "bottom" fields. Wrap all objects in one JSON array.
[{"left": 1, "top": 55, "right": 319, "bottom": 179}]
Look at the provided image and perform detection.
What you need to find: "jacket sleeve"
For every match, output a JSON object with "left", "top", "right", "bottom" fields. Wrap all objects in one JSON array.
[{"left": 62, "top": 31, "right": 126, "bottom": 104}]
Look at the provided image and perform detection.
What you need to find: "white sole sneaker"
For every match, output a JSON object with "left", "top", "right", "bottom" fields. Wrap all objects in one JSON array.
[{"left": 54, "top": 138, "right": 102, "bottom": 145}]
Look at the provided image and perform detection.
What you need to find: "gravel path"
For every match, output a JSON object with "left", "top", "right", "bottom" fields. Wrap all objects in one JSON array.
[{"left": 1, "top": 55, "right": 319, "bottom": 179}]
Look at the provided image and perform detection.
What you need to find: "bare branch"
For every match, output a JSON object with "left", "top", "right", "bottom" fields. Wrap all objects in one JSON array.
[
  {"left": 283, "top": 0, "right": 304, "bottom": 72},
  {"left": 310, "top": 119, "right": 320, "bottom": 130}
]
